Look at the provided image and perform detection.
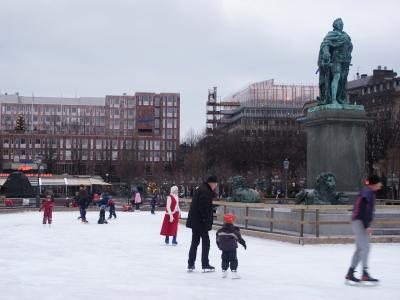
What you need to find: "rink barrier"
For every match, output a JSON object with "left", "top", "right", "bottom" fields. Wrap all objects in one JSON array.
[{"left": 180, "top": 199, "right": 400, "bottom": 244}]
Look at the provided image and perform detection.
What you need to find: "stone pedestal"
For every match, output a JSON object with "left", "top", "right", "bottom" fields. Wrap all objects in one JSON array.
[{"left": 303, "top": 106, "right": 369, "bottom": 199}]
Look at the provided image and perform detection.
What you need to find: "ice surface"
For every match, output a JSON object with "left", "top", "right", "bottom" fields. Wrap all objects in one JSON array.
[{"left": 0, "top": 211, "right": 399, "bottom": 300}]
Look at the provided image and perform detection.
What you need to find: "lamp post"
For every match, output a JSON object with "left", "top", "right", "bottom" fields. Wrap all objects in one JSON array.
[
  {"left": 105, "top": 173, "right": 109, "bottom": 183},
  {"left": 283, "top": 158, "right": 290, "bottom": 200},
  {"left": 35, "top": 154, "right": 43, "bottom": 208}
]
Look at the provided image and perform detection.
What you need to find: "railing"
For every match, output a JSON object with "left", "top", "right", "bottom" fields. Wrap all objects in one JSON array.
[{"left": 181, "top": 199, "right": 400, "bottom": 238}]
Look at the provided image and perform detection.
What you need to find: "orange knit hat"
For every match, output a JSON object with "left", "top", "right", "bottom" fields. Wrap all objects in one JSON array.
[{"left": 223, "top": 213, "right": 236, "bottom": 224}]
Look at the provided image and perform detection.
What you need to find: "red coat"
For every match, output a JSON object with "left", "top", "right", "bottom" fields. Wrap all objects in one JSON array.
[
  {"left": 160, "top": 195, "right": 179, "bottom": 236},
  {"left": 40, "top": 200, "right": 53, "bottom": 212}
]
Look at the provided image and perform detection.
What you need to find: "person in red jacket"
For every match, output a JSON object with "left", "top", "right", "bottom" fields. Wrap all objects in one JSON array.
[{"left": 39, "top": 195, "right": 53, "bottom": 226}]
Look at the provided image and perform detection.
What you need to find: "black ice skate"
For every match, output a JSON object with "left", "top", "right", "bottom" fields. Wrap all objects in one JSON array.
[
  {"left": 202, "top": 264, "right": 215, "bottom": 273},
  {"left": 187, "top": 265, "right": 195, "bottom": 272},
  {"left": 361, "top": 270, "right": 379, "bottom": 285},
  {"left": 345, "top": 267, "right": 360, "bottom": 285}
]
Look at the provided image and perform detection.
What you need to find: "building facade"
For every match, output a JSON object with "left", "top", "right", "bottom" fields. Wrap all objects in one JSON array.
[
  {"left": 209, "top": 79, "right": 319, "bottom": 134},
  {"left": 0, "top": 92, "right": 180, "bottom": 180},
  {"left": 348, "top": 66, "right": 400, "bottom": 192}
]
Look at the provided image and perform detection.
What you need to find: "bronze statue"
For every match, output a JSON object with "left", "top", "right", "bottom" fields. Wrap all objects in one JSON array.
[
  {"left": 295, "top": 172, "right": 348, "bottom": 205},
  {"left": 317, "top": 18, "right": 353, "bottom": 105}
]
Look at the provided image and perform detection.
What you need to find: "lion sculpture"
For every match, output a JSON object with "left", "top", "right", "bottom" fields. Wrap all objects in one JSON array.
[{"left": 296, "top": 172, "right": 348, "bottom": 205}]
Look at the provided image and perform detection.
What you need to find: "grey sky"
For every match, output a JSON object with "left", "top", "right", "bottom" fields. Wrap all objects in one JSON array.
[{"left": 1, "top": 0, "right": 399, "bottom": 140}]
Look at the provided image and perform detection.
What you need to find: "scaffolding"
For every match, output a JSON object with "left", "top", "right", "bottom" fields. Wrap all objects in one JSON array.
[{"left": 206, "top": 87, "right": 240, "bottom": 135}]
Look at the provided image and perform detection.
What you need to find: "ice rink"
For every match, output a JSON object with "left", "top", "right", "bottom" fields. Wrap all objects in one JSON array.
[{"left": 0, "top": 210, "right": 399, "bottom": 300}]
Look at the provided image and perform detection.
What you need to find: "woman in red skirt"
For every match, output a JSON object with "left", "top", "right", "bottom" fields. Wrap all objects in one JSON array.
[{"left": 160, "top": 185, "right": 180, "bottom": 245}]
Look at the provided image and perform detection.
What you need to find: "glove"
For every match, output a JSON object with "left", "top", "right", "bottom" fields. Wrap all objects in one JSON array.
[
  {"left": 169, "top": 215, "right": 174, "bottom": 223},
  {"left": 243, "top": 243, "right": 247, "bottom": 250}
]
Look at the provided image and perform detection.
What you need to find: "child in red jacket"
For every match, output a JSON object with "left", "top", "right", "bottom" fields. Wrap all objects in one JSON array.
[{"left": 40, "top": 195, "right": 53, "bottom": 226}]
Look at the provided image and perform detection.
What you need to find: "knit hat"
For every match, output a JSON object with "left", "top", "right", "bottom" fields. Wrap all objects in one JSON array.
[
  {"left": 206, "top": 175, "right": 218, "bottom": 183},
  {"left": 365, "top": 175, "right": 380, "bottom": 185},
  {"left": 223, "top": 213, "right": 236, "bottom": 224}
]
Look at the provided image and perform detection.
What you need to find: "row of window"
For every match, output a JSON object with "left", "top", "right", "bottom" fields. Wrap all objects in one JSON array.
[
  {"left": 2, "top": 105, "right": 105, "bottom": 115},
  {"left": 108, "top": 95, "right": 179, "bottom": 107},
  {"left": 3, "top": 150, "right": 176, "bottom": 162},
  {"left": 3, "top": 138, "right": 177, "bottom": 151},
  {"left": 360, "top": 80, "right": 400, "bottom": 95}
]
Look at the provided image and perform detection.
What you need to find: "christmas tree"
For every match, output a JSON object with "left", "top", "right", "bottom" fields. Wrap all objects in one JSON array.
[{"left": 15, "top": 113, "right": 26, "bottom": 131}]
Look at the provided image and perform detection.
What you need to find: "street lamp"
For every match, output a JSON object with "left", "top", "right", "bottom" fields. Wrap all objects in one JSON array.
[
  {"left": 35, "top": 154, "right": 43, "bottom": 208},
  {"left": 283, "top": 158, "right": 290, "bottom": 200},
  {"left": 105, "top": 173, "right": 109, "bottom": 183}
]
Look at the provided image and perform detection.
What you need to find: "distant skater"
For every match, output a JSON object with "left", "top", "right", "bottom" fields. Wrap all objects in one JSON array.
[
  {"left": 345, "top": 175, "right": 382, "bottom": 284},
  {"left": 160, "top": 186, "right": 181, "bottom": 245},
  {"left": 40, "top": 195, "right": 53, "bottom": 227}
]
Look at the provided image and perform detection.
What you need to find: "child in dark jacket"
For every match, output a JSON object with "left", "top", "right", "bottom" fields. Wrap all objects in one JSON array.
[
  {"left": 97, "top": 195, "right": 108, "bottom": 224},
  {"left": 39, "top": 195, "right": 53, "bottom": 226},
  {"left": 216, "top": 213, "right": 246, "bottom": 279},
  {"left": 107, "top": 195, "right": 117, "bottom": 219}
]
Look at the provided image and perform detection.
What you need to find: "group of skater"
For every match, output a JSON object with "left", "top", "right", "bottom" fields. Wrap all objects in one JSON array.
[
  {"left": 159, "top": 175, "right": 247, "bottom": 279},
  {"left": 38, "top": 173, "right": 383, "bottom": 283},
  {"left": 164, "top": 174, "right": 381, "bottom": 282}
]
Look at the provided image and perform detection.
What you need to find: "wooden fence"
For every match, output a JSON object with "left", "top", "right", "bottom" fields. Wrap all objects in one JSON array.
[{"left": 181, "top": 199, "right": 400, "bottom": 238}]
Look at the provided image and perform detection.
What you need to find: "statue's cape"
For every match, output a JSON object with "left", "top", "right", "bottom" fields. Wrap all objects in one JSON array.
[{"left": 318, "top": 30, "right": 351, "bottom": 65}]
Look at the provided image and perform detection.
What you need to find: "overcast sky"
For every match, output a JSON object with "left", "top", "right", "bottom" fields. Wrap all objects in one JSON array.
[{"left": 1, "top": 0, "right": 399, "bottom": 140}]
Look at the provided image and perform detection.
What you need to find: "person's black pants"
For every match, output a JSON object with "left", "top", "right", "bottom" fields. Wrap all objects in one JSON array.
[
  {"left": 221, "top": 249, "right": 238, "bottom": 271},
  {"left": 79, "top": 207, "right": 87, "bottom": 221},
  {"left": 188, "top": 228, "right": 210, "bottom": 267}
]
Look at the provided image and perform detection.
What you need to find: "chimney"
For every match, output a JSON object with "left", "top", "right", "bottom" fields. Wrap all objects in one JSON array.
[
  {"left": 384, "top": 66, "right": 387, "bottom": 70},
  {"left": 378, "top": 65, "right": 382, "bottom": 70}
]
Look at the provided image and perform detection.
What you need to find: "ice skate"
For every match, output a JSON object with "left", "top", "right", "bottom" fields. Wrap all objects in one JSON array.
[
  {"left": 231, "top": 270, "right": 240, "bottom": 279},
  {"left": 222, "top": 270, "right": 228, "bottom": 278},
  {"left": 345, "top": 267, "right": 360, "bottom": 285},
  {"left": 187, "top": 265, "right": 195, "bottom": 272},
  {"left": 361, "top": 270, "right": 379, "bottom": 286},
  {"left": 202, "top": 264, "right": 215, "bottom": 273}
]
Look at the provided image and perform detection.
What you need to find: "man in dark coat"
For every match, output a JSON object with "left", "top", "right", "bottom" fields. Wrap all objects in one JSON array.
[
  {"left": 186, "top": 175, "right": 218, "bottom": 272},
  {"left": 78, "top": 185, "right": 90, "bottom": 223}
]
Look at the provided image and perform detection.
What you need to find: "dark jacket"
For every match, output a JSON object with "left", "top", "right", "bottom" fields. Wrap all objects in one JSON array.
[
  {"left": 78, "top": 189, "right": 90, "bottom": 208},
  {"left": 216, "top": 223, "right": 246, "bottom": 252},
  {"left": 186, "top": 182, "right": 214, "bottom": 232},
  {"left": 352, "top": 187, "right": 376, "bottom": 228}
]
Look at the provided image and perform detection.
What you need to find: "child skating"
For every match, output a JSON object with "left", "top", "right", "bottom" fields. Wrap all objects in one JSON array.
[
  {"left": 39, "top": 195, "right": 53, "bottom": 227},
  {"left": 107, "top": 195, "right": 117, "bottom": 219},
  {"left": 216, "top": 213, "right": 246, "bottom": 279}
]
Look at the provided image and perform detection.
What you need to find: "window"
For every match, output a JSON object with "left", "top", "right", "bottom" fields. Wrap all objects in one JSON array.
[
  {"left": 154, "top": 97, "right": 160, "bottom": 106},
  {"left": 143, "top": 95, "right": 149, "bottom": 105},
  {"left": 115, "top": 99, "right": 119, "bottom": 105},
  {"left": 138, "top": 140, "right": 145, "bottom": 150},
  {"left": 126, "top": 140, "right": 133, "bottom": 149},
  {"left": 154, "top": 140, "right": 160, "bottom": 150},
  {"left": 114, "top": 119, "right": 120, "bottom": 129},
  {"left": 114, "top": 109, "right": 119, "bottom": 116},
  {"left": 128, "top": 99, "right": 135, "bottom": 106}
]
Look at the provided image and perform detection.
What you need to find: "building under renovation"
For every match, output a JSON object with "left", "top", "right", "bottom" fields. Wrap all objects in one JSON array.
[{"left": 206, "top": 79, "right": 319, "bottom": 134}]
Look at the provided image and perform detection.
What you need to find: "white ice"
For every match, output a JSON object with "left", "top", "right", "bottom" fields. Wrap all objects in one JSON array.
[{"left": 0, "top": 211, "right": 399, "bottom": 300}]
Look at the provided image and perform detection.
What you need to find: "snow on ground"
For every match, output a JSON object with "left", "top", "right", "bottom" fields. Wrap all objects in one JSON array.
[{"left": 0, "top": 210, "right": 399, "bottom": 300}]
